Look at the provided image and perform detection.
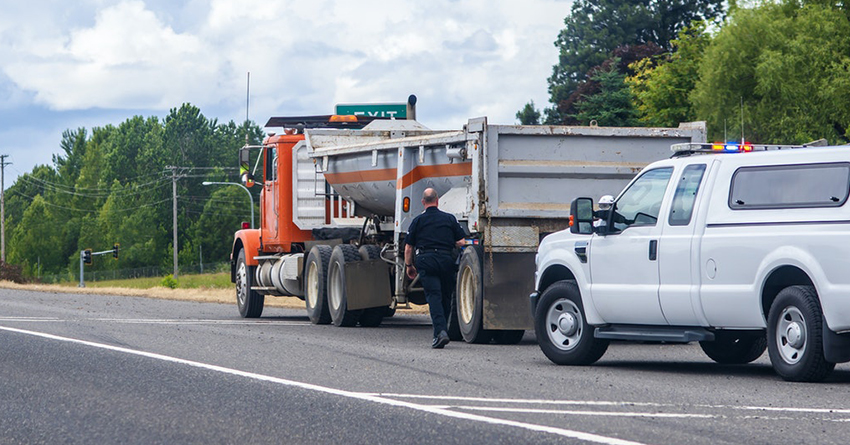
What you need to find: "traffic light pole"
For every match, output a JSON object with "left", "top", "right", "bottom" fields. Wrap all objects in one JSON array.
[{"left": 78, "top": 247, "right": 119, "bottom": 288}]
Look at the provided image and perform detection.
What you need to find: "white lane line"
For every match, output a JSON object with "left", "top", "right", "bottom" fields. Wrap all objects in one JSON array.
[
  {"left": 0, "top": 317, "right": 61, "bottom": 321},
  {"left": 377, "top": 393, "right": 850, "bottom": 416},
  {"left": 0, "top": 325, "right": 645, "bottom": 445},
  {"left": 457, "top": 406, "right": 715, "bottom": 419},
  {"left": 0, "top": 317, "right": 308, "bottom": 326}
]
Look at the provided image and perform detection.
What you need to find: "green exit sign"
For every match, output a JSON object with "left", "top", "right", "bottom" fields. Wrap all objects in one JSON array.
[{"left": 335, "top": 103, "right": 407, "bottom": 119}]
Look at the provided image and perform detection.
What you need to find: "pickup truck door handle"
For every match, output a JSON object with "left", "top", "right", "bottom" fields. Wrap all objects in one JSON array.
[
  {"left": 574, "top": 241, "right": 588, "bottom": 263},
  {"left": 648, "top": 240, "right": 658, "bottom": 261}
]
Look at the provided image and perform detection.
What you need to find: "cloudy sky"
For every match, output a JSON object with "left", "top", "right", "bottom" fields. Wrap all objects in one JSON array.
[{"left": 0, "top": 0, "right": 572, "bottom": 186}]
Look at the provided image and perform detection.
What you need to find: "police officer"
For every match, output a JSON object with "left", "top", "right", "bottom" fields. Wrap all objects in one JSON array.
[{"left": 405, "top": 188, "right": 465, "bottom": 349}]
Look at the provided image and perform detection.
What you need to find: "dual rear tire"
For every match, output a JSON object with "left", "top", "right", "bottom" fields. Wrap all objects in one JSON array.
[{"left": 304, "top": 244, "right": 389, "bottom": 328}]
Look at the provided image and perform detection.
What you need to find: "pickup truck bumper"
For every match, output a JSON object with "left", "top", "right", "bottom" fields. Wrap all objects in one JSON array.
[{"left": 529, "top": 291, "right": 540, "bottom": 318}]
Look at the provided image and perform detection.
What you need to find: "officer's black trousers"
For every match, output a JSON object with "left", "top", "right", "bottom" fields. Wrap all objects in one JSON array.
[{"left": 415, "top": 252, "right": 455, "bottom": 338}]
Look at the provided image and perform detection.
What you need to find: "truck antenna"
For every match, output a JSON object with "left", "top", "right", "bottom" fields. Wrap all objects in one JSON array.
[{"left": 245, "top": 71, "right": 250, "bottom": 146}]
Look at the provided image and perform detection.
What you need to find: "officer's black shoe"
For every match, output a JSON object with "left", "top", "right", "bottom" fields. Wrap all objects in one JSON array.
[{"left": 432, "top": 330, "right": 450, "bottom": 349}]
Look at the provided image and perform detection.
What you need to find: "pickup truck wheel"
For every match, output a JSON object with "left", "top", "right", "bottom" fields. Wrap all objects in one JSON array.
[
  {"left": 699, "top": 332, "right": 766, "bottom": 364},
  {"left": 534, "top": 280, "right": 608, "bottom": 365},
  {"left": 457, "top": 246, "right": 493, "bottom": 344},
  {"left": 357, "top": 245, "right": 388, "bottom": 327},
  {"left": 328, "top": 245, "right": 363, "bottom": 327},
  {"left": 305, "top": 245, "right": 332, "bottom": 325},
  {"left": 235, "top": 249, "right": 264, "bottom": 318},
  {"left": 767, "top": 285, "right": 835, "bottom": 382}
]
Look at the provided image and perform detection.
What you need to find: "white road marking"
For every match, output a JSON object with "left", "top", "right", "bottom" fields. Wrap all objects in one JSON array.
[
  {"left": 0, "top": 317, "right": 308, "bottom": 326},
  {"left": 377, "top": 393, "right": 850, "bottom": 417},
  {"left": 458, "top": 406, "right": 715, "bottom": 418},
  {"left": 0, "top": 325, "right": 645, "bottom": 445}
]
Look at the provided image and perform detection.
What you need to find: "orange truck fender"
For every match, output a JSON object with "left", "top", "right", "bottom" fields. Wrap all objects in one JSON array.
[{"left": 230, "top": 229, "right": 261, "bottom": 283}]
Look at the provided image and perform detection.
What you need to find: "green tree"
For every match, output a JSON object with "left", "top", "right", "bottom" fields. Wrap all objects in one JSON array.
[
  {"left": 545, "top": 0, "right": 725, "bottom": 124},
  {"left": 8, "top": 196, "right": 63, "bottom": 276},
  {"left": 692, "top": 2, "right": 850, "bottom": 143},
  {"left": 516, "top": 101, "right": 542, "bottom": 125},
  {"left": 628, "top": 22, "right": 710, "bottom": 126},
  {"left": 572, "top": 60, "right": 640, "bottom": 127}
]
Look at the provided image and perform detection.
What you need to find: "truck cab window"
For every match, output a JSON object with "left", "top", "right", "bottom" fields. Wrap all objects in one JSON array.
[
  {"left": 611, "top": 167, "right": 673, "bottom": 231},
  {"left": 265, "top": 146, "right": 278, "bottom": 182},
  {"left": 668, "top": 164, "right": 706, "bottom": 226}
]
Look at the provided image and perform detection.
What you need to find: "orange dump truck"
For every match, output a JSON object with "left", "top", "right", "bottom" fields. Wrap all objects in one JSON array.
[{"left": 230, "top": 96, "right": 706, "bottom": 343}]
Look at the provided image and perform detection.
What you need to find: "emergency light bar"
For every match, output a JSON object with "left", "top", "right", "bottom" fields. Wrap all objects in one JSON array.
[{"left": 671, "top": 140, "right": 828, "bottom": 156}]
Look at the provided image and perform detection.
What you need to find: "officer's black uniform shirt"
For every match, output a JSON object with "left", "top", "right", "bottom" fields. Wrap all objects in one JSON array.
[{"left": 406, "top": 207, "right": 465, "bottom": 251}]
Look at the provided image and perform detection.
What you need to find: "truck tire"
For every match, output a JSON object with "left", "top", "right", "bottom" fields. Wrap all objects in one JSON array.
[
  {"left": 305, "top": 245, "right": 333, "bottom": 325},
  {"left": 235, "top": 249, "right": 264, "bottom": 318},
  {"left": 328, "top": 245, "right": 363, "bottom": 327},
  {"left": 456, "top": 246, "right": 493, "bottom": 344},
  {"left": 699, "top": 331, "right": 766, "bottom": 364},
  {"left": 534, "top": 280, "right": 608, "bottom": 365},
  {"left": 446, "top": 291, "right": 463, "bottom": 341},
  {"left": 492, "top": 330, "right": 525, "bottom": 345},
  {"left": 357, "top": 244, "right": 388, "bottom": 327},
  {"left": 767, "top": 285, "right": 835, "bottom": 382}
]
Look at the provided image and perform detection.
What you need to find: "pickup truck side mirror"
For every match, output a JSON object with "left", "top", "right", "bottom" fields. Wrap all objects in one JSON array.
[{"left": 570, "top": 197, "right": 595, "bottom": 234}]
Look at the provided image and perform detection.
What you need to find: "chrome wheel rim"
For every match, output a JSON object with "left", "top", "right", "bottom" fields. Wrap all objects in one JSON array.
[
  {"left": 329, "top": 262, "right": 342, "bottom": 311},
  {"left": 306, "top": 262, "right": 319, "bottom": 309},
  {"left": 458, "top": 265, "right": 475, "bottom": 324},
  {"left": 776, "top": 306, "right": 807, "bottom": 364},
  {"left": 236, "top": 261, "right": 248, "bottom": 307},
  {"left": 546, "top": 298, "right": 583, "bottom": 351}
]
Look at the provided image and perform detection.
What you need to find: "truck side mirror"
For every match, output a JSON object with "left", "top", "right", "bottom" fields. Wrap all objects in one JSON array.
[
  {"left": 239, "top": 146, "right": 255, "bottom": 188},
  {"left": 570, "top": 198, "right": 594, "bottom": 234}
]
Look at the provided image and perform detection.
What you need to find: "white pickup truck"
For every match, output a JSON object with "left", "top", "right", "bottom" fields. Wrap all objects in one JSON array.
[{"left": 531, "top": 142, "right": 850, "bottom": 382}]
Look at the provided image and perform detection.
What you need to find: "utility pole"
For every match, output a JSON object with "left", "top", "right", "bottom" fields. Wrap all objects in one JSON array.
[
  {"left": 0, "top": 154, "right": 11, "bottom": 264},
  {"left": 167, "top": 166, "right": 180, "bottom": 279}
]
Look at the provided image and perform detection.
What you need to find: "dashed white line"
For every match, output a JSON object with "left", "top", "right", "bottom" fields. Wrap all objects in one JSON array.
[{"left": 0, "top": 325, "right": 645, "bottom": 445}]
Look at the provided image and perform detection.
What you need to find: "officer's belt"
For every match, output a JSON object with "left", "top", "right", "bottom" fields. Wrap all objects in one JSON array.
[{"left": 415, "top": 248, "right": 451, "bottom": 255}]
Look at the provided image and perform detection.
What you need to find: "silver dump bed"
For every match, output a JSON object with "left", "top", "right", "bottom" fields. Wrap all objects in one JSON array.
[{"left": 301, "top": 117, "right": 705, "bottom": 245}]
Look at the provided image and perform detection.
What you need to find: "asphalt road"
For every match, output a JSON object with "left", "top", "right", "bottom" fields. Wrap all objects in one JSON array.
[{"left": 2, "top": 288, "right": 849, "bottom": 445}]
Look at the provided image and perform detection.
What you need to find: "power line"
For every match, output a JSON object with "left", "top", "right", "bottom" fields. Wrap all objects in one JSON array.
[{"left": 6, "top": 190, "right": 172, "bottom": 213}]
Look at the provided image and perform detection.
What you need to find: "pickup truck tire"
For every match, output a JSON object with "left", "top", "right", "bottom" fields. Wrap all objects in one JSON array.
[
  {"left": 699, "top": 332, "right": 766, "bottom": 364},
  {"left": 457, "top": 246, "right": 493, "bottom": 344},
  {"left": 328, "top": 245, "right": 363, "bottom": 327},
  {"left": 535, "top": 280, "right": 608, "bottom": 365},
  {"left": 235, "top": 249, "right": 264, "bottom": 318},
  {"left": 767, "top": 285, "right": 835, "bottom": 382},
  {"left": 305, "top": 245, "right": 333, "bottom": 325}
]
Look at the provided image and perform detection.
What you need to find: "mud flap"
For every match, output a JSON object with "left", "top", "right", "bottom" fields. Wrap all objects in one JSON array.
[
  {"left": 482, "top": 252, "right": 535, "bottom": 330},
  {"left": 823, "top": 321, "right": 850, "bottom": 363},
  {"left": 344, "top": 259, "right": 393, "bottom": 311}
]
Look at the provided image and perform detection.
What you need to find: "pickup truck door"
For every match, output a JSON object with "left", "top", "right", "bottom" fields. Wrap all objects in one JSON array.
[
  {"left": 589, "top": 167, "right": 674, "bottom": 325},
  {"left": 657, "top": 163, "right": 708, "bottom": 326}
]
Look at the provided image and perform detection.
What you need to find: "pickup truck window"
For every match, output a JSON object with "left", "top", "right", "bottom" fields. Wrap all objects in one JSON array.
[
  {"left": 612, "top": 167, "right": 673, "bottom": 231},
  {"left": 669, "top": 164, "right": 706, "bottom": 226},
  {"left": 730, "top": 162, "right": 850, "bottom": 209}
]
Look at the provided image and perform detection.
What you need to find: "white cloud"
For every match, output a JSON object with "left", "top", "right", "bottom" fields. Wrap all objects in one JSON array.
[{"left": 1, "top": 0, "right": 571, "bottom": 127}]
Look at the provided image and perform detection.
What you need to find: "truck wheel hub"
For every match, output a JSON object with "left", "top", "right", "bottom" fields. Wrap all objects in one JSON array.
[
  {"left": 558, "top": 313, "right": 578, "bottom": 336},
  {"left": 785, "top": 322, "right": 805, "bottom": 348}
]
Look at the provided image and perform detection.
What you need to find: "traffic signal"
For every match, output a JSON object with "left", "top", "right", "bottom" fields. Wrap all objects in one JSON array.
[
  {"left": 113, "top": 243, "right": 120, "bottom": 259},
  {"left": 82, "top": 249, "right": 92, "bottom": 265}
]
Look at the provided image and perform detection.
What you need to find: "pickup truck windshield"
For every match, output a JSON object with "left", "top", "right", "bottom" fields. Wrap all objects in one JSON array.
[{"left": 612, "top": 167, "right": 673, "bottom": 231}]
